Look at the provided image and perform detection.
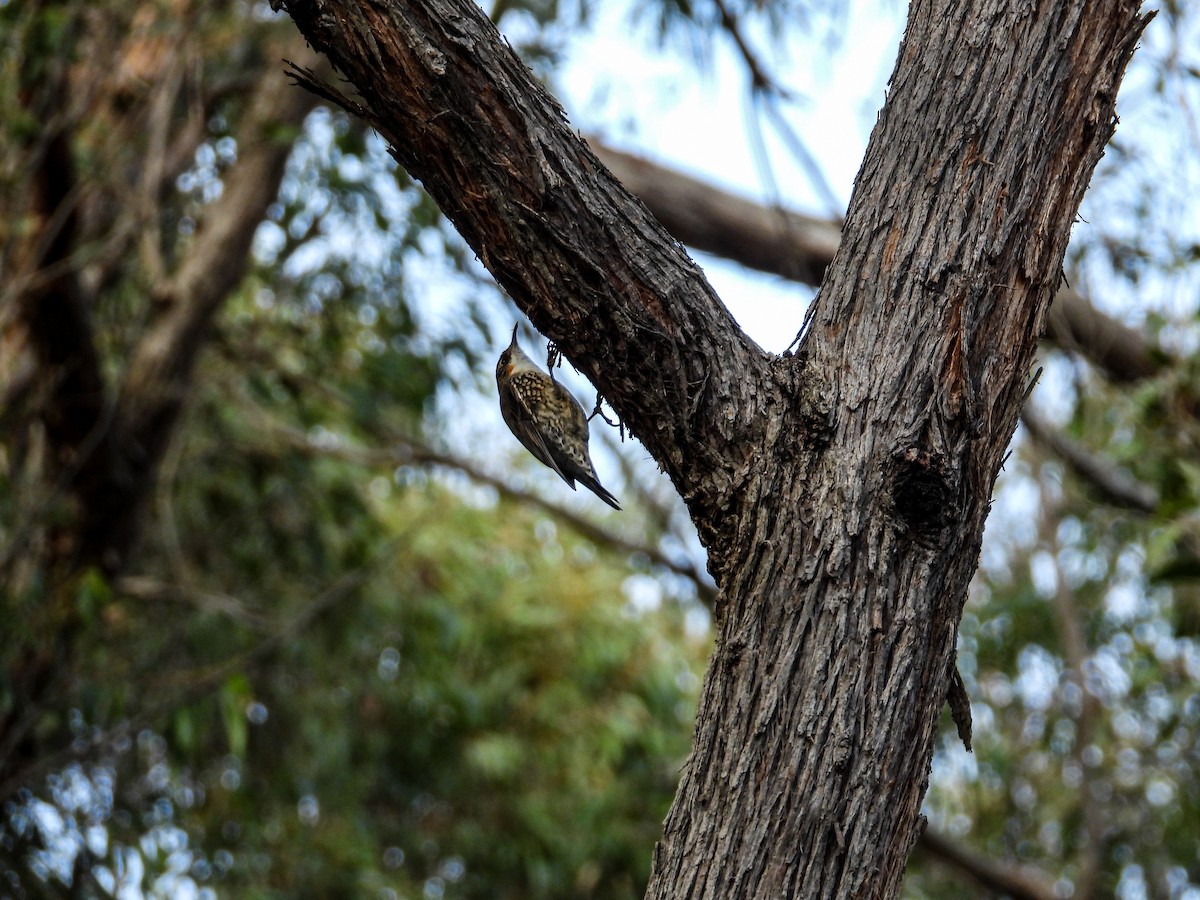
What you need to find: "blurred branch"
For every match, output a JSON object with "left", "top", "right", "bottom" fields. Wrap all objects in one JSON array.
[
  {"left": 153, "top": 566, "right": 372, "bottom": 693},
  {"left": 0, "top": 42, "right": 328, "bottom": 796},
  {"left": 593, "top": 141, "right": 838, "bottom": 287},
  {"left": 117, "top": 575, "right": 271, "bottom": 629},
  {"left": 85, "top": 62, "right": 274, "bottom": 298},
  {"left": 117, "top": 48, "right": 329, "bottom": 475},
  {"left": 0, "top": 563, "right": 375, "bottom": 804},
  {"left": 1042, "top": 288, "right": 1163, "bottom": 384},
  {"left": 609, "top": 435, "right": 677, "bottom": 538},
  {"left": 68, "top": 47, "right": 327, "bottom": 576},
  {"left": 709, "top": 0, "right": 841, "bottom": 216},
  {"left": 0, "top": 9, "right": 118, "bottom": 785},
  {"left": 266, "top": 420, "right": 718, "bottom": 607},
  {"left": 712, "top": 0, "right": 777, "bottom": 94},
  {"left": 135, "top": 44, "right": 187, "bottom": 286},
  {"left": 12, "top": 81, "right": 112, "bottom": 573},
  {"left": 1020, "top": 408, "right": 1159, "bottom": 512},
  {"left": 590, "top": 142, "right": 1166, "bottom": 385},
  {"left": 397, "top": 436, "right": 717, "bottom": 606},
  {"left": 918, "top": 828, "right": 1059, "bottom": 900}
]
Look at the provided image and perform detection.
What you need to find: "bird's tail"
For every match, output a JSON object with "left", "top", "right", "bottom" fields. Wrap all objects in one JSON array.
[{"left": 579, "top": 475, "right": 621, "bottom": 510}]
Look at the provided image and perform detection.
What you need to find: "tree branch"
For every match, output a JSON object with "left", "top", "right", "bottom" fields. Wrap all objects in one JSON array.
[
  {"left": 1043, "top": 288, "right": 1163, "bottom": 383},
  {"left": 0, "top": 44, "right": 327, "bottom": 794},
  {"left": 917, "top": 828, "right": 1059, "bottom": 900},
  {"left": 590, "top": 142, "right": 1166, "bottom": 385},
  {"left": 99, "top": 48, "right": 327, "bottom": 570},
  {"left": 592, "top": 142, "right": 840, "bottom": 287},
  {"left": 282, "top": 0, "right": 774, "bottom": 543},
  {"left": 266, "top": 421, "right": 719, "bottom": 607},
  {"left": 1020, "top": 408, "right": 1158, "bottom": 512}
]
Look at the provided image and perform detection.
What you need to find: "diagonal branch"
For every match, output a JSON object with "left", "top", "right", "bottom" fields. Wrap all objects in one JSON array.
[
  {"left": 282, "top": 0, "right": 774, "bottom": 537},
  {"left": 1020, "top": 408, "right": 1159, "bottom": 512},
  {"left": 396, "top": 439, "right": 717, "bottom": 605},
  {"left": 592, "top": 142, "right": 841, "bottom": 287},
  {"left": 266, "top": 420, "right": 719, "bottom": 606}
]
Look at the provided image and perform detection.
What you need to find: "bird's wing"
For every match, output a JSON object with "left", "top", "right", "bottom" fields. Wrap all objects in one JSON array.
[
  {"left": 505, "top": 377, "right": 575, "bottom": 487},
  {"left": 548, "top": 383, "right": 621, "bottom": 509},
  {"left": 544, "top": 381, "right": 593, "bottom": 480}
]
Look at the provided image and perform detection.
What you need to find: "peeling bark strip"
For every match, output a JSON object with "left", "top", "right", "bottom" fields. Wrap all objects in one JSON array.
[{"left": 281, "top": 0, "right": 1149, "bottom": 897}]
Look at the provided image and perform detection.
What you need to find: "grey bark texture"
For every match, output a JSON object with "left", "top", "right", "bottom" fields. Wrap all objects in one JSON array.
[{"left": 280, "top": 0, "right": 1150, "bottom": 896}]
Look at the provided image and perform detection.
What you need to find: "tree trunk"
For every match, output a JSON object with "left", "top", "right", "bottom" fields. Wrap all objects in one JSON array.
[{"left": 280, "top": 0, "right": 1150, "bottom": 895}]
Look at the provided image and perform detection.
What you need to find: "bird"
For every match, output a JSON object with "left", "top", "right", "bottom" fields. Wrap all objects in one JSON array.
[{"left": 495, "top": 325, "right": 621, "bottom": 510}]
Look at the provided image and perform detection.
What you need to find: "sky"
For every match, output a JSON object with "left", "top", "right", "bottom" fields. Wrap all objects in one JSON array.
[
  {"left": 552, "top": 0, "right": 904, "bottom": 353},
  {"left": 540, "top": 0, "right": 1199, "bottom": 359}
]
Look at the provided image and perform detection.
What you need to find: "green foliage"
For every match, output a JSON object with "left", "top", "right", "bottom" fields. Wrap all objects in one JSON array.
[
  {"left": 4, "top": 0, "right": 1200, "bottom": 898},
  {"left": 3, "top": 282, "right": 707, "bottom": 894}
]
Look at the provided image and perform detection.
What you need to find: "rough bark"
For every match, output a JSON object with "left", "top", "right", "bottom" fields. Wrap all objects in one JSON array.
[
  {"left": 280, "top": 0, "right": 1149, "bottom": 896},
  {"left": 593, "top": 142, "right": 1165, "bottom": 384}
]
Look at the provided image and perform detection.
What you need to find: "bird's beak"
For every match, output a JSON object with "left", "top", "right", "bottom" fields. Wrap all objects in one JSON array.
[{"left": 510, "top": 323, "right": 519, "bottom": 346}]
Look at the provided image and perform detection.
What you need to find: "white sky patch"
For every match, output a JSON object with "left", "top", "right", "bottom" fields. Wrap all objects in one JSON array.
[
  {"left": 554, "top": 0, "right": 906, "bottom": 352},
  {"left": 1015, "top": 645, "right": 1060, "bottom": 711},
  {"left": 623, "top": 573, "right": 665, "bottom": 615}
]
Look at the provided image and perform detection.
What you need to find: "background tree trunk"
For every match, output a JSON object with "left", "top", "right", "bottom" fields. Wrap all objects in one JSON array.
[
  {"left": 281, "top": 0, "right": 1149, "bottom": 895},
  {"left": 592, "top": 142, "right": 1166, "bottom": 387},
  {"left": 0, "top": 10, "right": 326, "bottom": 790}
]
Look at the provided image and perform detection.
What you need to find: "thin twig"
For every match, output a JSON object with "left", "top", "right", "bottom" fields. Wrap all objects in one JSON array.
[
  {"left": 1020, "top": 408, "right": 1158, "bottom": 512},
  {"left": 266, "top": 420, "right": 718, "bottom": 607},
  {"left": 917, "top": 828, "right": 1059, "bottom": 900},
  {"left": 711, "top": 0, "right": 780, "bottom": 95}
]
